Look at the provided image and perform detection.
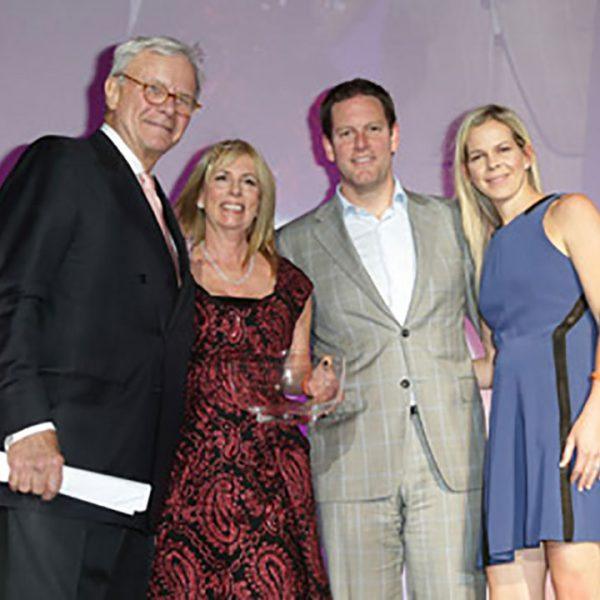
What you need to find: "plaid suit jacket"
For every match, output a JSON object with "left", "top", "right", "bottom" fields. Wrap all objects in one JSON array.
[{"left": 277, "top": 191, "right": 485, "bottom": 501}]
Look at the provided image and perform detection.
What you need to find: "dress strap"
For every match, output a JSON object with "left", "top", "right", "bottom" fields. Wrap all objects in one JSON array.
[{"left": 523, "top": 193, "right": 562, "bottom": 215}]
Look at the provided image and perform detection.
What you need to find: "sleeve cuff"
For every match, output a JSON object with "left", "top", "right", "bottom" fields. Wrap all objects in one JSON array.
[{"left": 4, "top": 422, "right": 57, "bottom": 451}]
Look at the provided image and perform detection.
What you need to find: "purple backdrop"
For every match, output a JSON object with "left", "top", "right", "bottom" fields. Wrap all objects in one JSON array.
[
  {"left": 2, "top": 0, "right": 599, "bottom": 223},
  {"left": 4, "top": 3, "right": 592, "bottom": 595}
]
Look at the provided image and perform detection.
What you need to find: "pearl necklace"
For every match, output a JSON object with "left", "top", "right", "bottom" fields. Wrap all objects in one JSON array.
[{"left": 200, "top": 241, "right": 256, "bottom": 286}]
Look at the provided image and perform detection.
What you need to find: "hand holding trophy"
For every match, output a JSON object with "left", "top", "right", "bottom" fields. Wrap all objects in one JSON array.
[{"left": 228, "top": 351, "right": 345, "bottom": 425}]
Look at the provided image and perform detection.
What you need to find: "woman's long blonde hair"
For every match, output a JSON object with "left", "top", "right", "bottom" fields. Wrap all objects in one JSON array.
[
  {"left": 453, "top": 105, "right": 542, "bottom": 286},
  {"left": 177, "top": 139, "right": 278, "bottom": 269}
]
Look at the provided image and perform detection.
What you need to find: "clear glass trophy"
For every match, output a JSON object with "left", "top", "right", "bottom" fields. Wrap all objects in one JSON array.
[{"left": 227, "top": 351, "right": 345, "bottom": 424}]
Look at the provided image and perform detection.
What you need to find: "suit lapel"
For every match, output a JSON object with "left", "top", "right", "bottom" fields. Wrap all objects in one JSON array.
[
  {"left": 89, "top": 131, "right": 186, "bottom": 328},
  {"left": 90, "top": 131, "right": 168, "bottom": 249},
  {"left": 313, "top": 197, "right": 397, "bottom": 322},
  {"left": 404, "top": 191, "right": 433, "bottom": 324},
  {"left": 90, "top": 131, "right": 183, "bottom": 283}
]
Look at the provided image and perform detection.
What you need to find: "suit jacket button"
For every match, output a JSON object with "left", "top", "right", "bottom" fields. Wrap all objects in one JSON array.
[
  {"left": 400, "top": 378, "right": 410, "bottom": 389},
  {"left": 401, "top": 328, "right": 410, "bottom": 338}
]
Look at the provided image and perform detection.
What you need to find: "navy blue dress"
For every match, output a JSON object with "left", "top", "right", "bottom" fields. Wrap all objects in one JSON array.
[{"left": 479, "top": 194, "right": 600, "bottom": 565}]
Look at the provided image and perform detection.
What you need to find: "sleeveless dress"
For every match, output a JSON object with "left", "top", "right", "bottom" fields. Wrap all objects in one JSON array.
[
  {"left": 479, "top": 194, "right": 600, "bottom": 565},
  {"left": 149, "top": 258, "right": 331, "bottom": 598}
]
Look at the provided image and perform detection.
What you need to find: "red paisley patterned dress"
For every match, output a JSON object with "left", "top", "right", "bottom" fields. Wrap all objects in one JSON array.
[{"left": 148, "top": 258, "right": 331, "bottom": 599}]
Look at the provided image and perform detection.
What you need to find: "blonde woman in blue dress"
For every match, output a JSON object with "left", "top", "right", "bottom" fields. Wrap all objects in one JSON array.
[{"left": 454, "top": 104, "right": 600, "bottom": 599}]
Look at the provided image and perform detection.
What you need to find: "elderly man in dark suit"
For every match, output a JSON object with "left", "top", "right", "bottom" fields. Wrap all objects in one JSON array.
[{"left": 0, "top": 35, "right": 201, "bottom": 599}]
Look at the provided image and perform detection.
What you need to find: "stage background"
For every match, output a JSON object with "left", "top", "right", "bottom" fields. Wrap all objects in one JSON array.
[{"left": 2, "top": 0, "right": 600, "bottom": 220}]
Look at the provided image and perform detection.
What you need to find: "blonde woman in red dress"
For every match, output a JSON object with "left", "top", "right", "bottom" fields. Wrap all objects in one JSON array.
[{"left": 148, "top": 140, "right": 331, "bottom": 599}]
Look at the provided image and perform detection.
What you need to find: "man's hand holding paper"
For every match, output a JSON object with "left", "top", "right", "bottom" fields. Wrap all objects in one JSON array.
[{"left": 6, "top": 430, "right": 64, "bottom": 501}]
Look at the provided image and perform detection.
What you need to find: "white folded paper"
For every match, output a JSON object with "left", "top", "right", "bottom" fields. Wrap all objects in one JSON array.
[{"left": 0, "top": 452, "right": 151, "bottom": 515}]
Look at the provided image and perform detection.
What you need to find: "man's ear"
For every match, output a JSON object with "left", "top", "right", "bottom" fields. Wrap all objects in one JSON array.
[
  {"left": 322, "top": 134, "right": 336, "bottom": 163},
  {"left": 390, "top": 122, "right": 400, "bottom": 154},
  {"left": 104, "top": 76, "right": 121, "bottom": 111}
]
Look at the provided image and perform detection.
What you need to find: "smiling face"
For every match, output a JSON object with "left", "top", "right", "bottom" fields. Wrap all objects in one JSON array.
[
  {"left": 104, "top": 50, "right": 196, "bottom": 170},
  {"left": 323, "top": 94, "right": 399, "bottom": 202},
  {"left": 199, "top": 153, "right": 261, "bottom": 236},
  {"left": 464, "top": 118, "right": 533, "bottom": 206}
]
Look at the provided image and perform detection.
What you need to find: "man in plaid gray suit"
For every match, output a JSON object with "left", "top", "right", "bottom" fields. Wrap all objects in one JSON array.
[{"left": 277, "top": 79, "right": 486, "bottom": 598}]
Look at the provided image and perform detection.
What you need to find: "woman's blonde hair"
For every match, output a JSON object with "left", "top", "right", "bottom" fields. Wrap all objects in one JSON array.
[
  {"left": 177, "top": 139, "right": 278, "bottom": 269},
  {"left": 453, "top": 104, "right": 542, "bottom": 286}
]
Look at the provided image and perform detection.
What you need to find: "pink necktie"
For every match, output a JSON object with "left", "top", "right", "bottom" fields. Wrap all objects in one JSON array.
[{"left": 138, "top": 172, "right": 181, "bottom": 286}]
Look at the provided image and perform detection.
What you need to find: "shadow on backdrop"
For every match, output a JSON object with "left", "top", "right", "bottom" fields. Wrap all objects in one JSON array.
[
  {"left": 0, "top": 45, "right": 116, "bottom": 188},
  {"left": 306, "top": 89, "right": 339, "bottom": 208},
  {"left": 84, "top": 45, "right": 116, "bottom": 137},
  {"left": 0, "top": 146, "right": 28, "bottom": 188},
  {"left": 439, "top": 111, "right": 470, "bottom": 199},
  {"left": 169, "top": 145, "right": 210, "bottom": 204}
]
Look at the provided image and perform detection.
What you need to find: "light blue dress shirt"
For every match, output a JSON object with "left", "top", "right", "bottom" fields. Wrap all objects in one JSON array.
[{"left": 338, "top": 178, "right": 416, "bottom": 325}]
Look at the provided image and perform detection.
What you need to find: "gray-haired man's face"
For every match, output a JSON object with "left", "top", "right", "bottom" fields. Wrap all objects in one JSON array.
[{"left": 104, "top": 50, "right": 196, "bottom": 170}]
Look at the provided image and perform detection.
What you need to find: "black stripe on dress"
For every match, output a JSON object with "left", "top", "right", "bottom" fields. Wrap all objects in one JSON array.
[
  {"left": 551, "top": 294, "right": 588, "bottom": 541},
  {"left": 523, "top": 194, "right": 557, "bottom": 214}
]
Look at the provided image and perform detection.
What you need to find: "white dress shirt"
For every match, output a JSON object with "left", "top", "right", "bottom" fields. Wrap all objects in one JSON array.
[
  {"left": 100, "top": 122, "right": 145, "bottom": 175},
  {"left": 338, "top": 178, "right": 416, "bottom": 325},
  {"left": 4, "top": 124, "right": 150, "bottom": 450}
]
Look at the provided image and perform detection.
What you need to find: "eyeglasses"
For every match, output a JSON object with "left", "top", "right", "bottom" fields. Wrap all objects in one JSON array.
[{"left": 118, "top": 72, "right": 201, "bottom": 116}]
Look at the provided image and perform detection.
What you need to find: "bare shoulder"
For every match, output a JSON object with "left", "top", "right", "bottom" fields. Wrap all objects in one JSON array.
[
  {"left": 548, "top": 193, "right": 600, "bottom": 224},
  {"left": 546, "top": 193, "right": 600, "bottom": 252}
]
